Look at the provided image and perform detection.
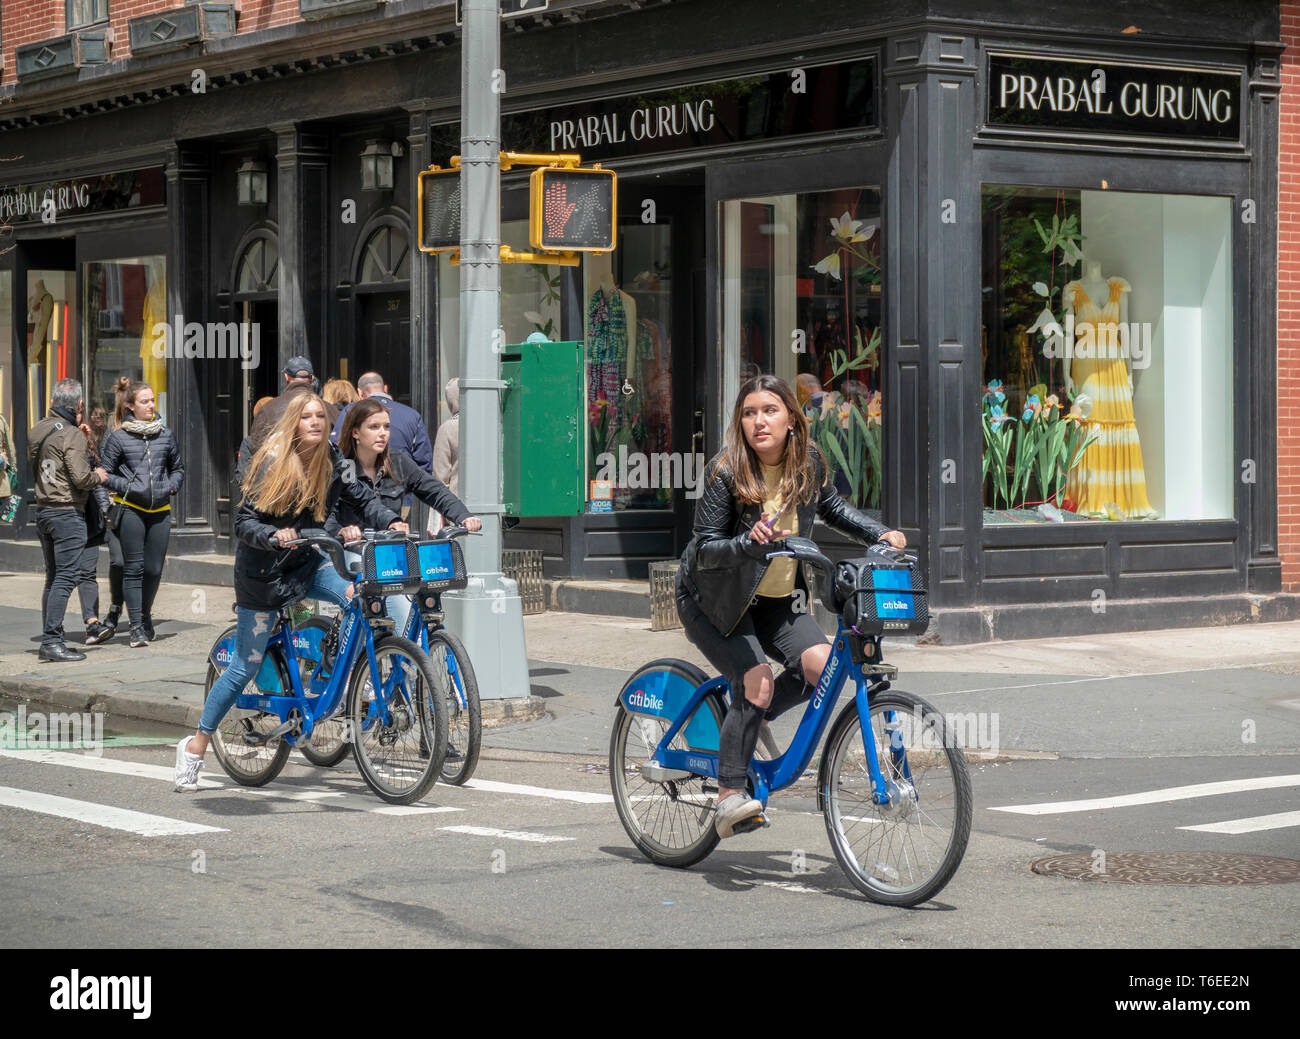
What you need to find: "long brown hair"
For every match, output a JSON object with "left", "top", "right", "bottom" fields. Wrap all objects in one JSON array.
[
  {"left": 713, "top": 374, "right": 822, "bottom": 507},
  {"left": 242, "top": 392, "right": 334, "bottom": 521},
  {"left": 112, "top": 377, "right": 153, "bottom": 427},
  {"left": 338, "top": 397, "right": 392, "bottom": 477}
]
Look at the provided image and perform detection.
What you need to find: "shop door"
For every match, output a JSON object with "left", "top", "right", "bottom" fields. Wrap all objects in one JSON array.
[
  {"left": 241, "top": 300, "right": 280, "bottom": 435},
  {"left": 355, "top": 292, "right": 411, "bottom": 406}
]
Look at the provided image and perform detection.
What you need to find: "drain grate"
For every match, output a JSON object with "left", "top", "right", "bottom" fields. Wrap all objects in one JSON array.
[{"left": 1031, "top": 851, "right": 1300, "bottom": 885}]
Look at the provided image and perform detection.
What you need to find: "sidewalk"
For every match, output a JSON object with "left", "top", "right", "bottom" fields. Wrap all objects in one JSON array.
[{"left": 1, "top": 572, "right": 1298, "bottom": 759}]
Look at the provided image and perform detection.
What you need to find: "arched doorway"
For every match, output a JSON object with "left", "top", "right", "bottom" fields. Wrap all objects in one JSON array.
[
  {"left": 233, "top": 229, "right": 281, "bottom": 435},
  {"left": 352, "top": 217, "right": 411, "bottom": 405}
]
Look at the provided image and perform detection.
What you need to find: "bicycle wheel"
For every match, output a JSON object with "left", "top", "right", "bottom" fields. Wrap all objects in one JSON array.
[
  {"left": 347, "top": 633, "right": 447, "bottom": 805},
  {"left": 609, "top": 660, "right": 724, "bottom": 868},
  {"left": 821, "top": 689, "right": 972, "bottom": 907},
  {"left": 427, "top": 628, "right": 482, "bottom": 785},
  {"left": 291, "top": 617, "right": 350, "bottom": 768},
  {"left": 204, "top": 629, "right": 291, "bottom": 787}
]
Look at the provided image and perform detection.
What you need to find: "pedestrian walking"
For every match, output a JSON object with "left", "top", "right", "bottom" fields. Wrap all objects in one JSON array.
[
  {"left": 322, "top": 378, "right": 359, "bottom": 408},
  {"left": 28, "top": 378, "right": 110, "bottom": 662},
  {"left": 0, "top": 407, "right": 18, "bottom": 525},
  {"left": 100, "top": 381, "right": 184, "bottom": 648},
  {"left": 428, "top": 377, "right": 460, "bottom": 534},
  {"left": 675, "top": 374, "right": 906, "bottom": 837},
  {"left": 172, "top": 391, "right": 406, "bottom": 792}
]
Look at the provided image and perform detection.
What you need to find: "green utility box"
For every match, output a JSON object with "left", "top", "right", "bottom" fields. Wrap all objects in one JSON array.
[{"left": 501, "top": 339, "right": 585, "bottom": 516}]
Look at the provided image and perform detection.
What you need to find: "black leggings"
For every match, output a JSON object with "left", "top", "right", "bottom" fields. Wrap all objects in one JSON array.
[
  {"left": 677, "top": 591, "right": 825, "bottom": 790},
  {"left": 107, "top": 528, "right": 124, "bottom": 614},
  {"left": 118, "top": 507, "right": 171, "bottom": 624}
]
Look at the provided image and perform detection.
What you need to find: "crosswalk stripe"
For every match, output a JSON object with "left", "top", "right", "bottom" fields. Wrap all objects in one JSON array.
[
  {"left": 0, "top": 785, "right": 226, "bottom": 837},
  {"left": 0, "top": 747, "right": 461, "bottom": 816},
  {"left": 988, "top": 774, "right": 1300, "bottom": 815},
  {"left": 461, "top": 777, "right": 613, "bottom": 805},
  {"left": 1177, "top": 811, "right": 1300, "bottom": 835},
  {"left": 438, "top": 825, "right": 574, "bottom": 843}
]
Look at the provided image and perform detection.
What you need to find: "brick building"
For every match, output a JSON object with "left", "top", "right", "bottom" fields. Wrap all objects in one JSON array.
[{"left": 0, "top": 0, "right": 1294, "bottom": 640}]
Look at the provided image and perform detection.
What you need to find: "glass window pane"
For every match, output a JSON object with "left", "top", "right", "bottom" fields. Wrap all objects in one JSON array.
[
  {"left": 721, "top": 187, "right": 884, "bottom": 512},
  {"left": 83, "top": 257, "right": 166, "bottom": 430},
  {"left": 980, "top": 186, "right": 1233, "bottom": 523},
  {"left": 583, "top": 218, "right": 673, "bottom": 510}
]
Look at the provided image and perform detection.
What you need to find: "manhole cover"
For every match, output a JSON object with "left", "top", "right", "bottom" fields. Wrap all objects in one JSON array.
[{"left": 1031, "top": 851, "right": 1300, "bottom": 885}]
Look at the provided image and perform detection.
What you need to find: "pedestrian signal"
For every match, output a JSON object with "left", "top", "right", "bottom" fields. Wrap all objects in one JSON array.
[
  {"left": 418, "top": 167, "right": 461, "bottom": 254},
  {"left": 530, "top": 166, "right": 616, "bottom": 253}
]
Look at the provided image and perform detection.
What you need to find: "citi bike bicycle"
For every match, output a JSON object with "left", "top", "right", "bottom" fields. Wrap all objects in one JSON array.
[
  {"left": 291, "top": 526, "right": 482, "bottom": 785},
  {"left": 609, "top": 537, "right": 972, "bottom": 906},
  {"left": 202, "top": 530, "right": 449, "bottom": 805}
]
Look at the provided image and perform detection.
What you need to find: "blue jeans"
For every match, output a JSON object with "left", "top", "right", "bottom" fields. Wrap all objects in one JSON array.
[{"left": 198, "top": 559, "right": 353, "bottom": 735}]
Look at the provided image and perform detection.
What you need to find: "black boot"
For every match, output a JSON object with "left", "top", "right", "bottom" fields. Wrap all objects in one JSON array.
[
  {"left": 141, "top": 614, "right": 156, "bottom": 641},
  {"left": 40, "top": 643, "right": 87, "bottom": 662},
  {"left": 103, "top": 606, "right": 121, "bottom": 635}
]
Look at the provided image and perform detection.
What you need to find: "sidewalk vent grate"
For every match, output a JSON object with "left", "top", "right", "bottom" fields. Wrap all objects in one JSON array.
[
  {"left": 502, "top": 549, "right": 546, "bottom": 615},
  {"left": 648, "top": 561, "right": 682, "bottom": 631},
  {"left": 1031, "top": 851, "right": 1300, "bottom": 886}
]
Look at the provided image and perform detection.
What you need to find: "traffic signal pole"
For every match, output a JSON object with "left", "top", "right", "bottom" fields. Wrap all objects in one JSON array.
[{"left": 445, "top": 0, "right": 531, "bottom": 701}]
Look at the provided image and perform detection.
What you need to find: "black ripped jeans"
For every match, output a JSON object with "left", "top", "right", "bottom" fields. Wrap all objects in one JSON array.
[{"left": 677, "top": 590, "right": 825, "bottom": 791}]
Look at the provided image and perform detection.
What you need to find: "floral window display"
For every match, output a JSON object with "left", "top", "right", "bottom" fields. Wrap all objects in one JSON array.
[
  {"left": 980, "top": 185, "right": 1233, "bottom": 523},
  {"left": 722, "top": 187, "right": 884, "bottom": 511}
]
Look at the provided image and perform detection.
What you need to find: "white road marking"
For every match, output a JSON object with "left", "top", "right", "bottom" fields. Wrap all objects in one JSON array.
[
  {"left": 0, "top": 747, "right": 461, "bottom": 816},
  {"left": 462, "top": 777, "right": 613, "bottom": 804},
  {"left": 438, "top": 825, "right": 574, "bottom": 843},
  {"left": 0, "top": 785, "right": 225, "bottom": 837},
  {"left": 989, "top": 775, "right": 1300, "bottom": 815},
  {"left": 1177, "top": 811, "right": 1300, "bottom": 835}
]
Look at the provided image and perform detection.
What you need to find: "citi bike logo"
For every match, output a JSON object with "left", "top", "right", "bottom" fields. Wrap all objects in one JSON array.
[
  {"left": 881, "top": 599, "right": 910, "bottom": 611},
  {"left": 627, "top": 688, "right": 664, "bottom": 712},
  {"left": 811, "top": 653, "right": 840, "bottom": 711},
  {"left": 214, "top": 644, "right": 233, "bottom": 667},
  {"left": 379, "top": 566, "right": 405, "bottom": 580},
  {"left": 1, "top": 705, "right": 104, "bottom": 756}
]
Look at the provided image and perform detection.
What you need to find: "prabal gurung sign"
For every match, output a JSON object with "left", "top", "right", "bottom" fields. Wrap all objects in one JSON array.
[
  {"left": 0, "top": 167, "right": 165, "bottom": 224},
  {"left": 986, "top": 54, "right": 1242, "bottom": 142}
]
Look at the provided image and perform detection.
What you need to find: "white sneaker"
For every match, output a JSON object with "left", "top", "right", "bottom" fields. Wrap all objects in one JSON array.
[
  {"left": 714, "top": 793, "right": 765, "bottom": 838},
  {"left": 173, "top": 736, "right": 204, "bottom": 792}
]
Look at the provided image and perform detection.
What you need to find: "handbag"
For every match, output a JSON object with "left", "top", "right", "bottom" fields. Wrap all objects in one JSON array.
[
  {"left": 105, "top": 500, "right": 126, "bottom": 533},
  {"left": 84, "top": 496, "right": 108, "bottom": 548}
]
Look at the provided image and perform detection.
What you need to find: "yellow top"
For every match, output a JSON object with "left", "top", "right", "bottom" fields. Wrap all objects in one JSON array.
[{"left": 755, "top": 462, "right": 798, "bottom": 598}]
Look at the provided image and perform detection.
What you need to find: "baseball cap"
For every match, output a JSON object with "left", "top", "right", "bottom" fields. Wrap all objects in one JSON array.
[{"left": 283, "top": 356, "right": 315, "bottom": 379}]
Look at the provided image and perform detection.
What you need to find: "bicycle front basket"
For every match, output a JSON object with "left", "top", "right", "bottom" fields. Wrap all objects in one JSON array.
[
  {"left": 357, "top": 539, "right": 422, "bottom": 597},
  {"left": 835, "top": 557, "right": 929, "bottom": 636},
  {"left": 416, "top": 538, "right": 468, "bottom": 592}
]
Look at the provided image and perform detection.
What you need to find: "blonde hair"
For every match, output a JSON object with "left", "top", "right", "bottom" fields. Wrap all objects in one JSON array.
[
  {"left": 242, "top": 393, "right": 334, "bottom": 522},
  {"left": 714, "top": 374, "right": 822, "bottom": 507},
  {"left": 322, "top": 378, "right": 359, "bottom": 406}
]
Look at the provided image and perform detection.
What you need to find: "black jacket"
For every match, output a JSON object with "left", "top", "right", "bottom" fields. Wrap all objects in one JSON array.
[
  {"left": 326, "top": 449, "right": 470, "bottom": 537},
  {"left": 234, "top": 445, "right": 399, "bottom": 610},
  {"left": 100, "top": 425, "right": 183, "bottom": 511},
  {"left": 677, "top": 446, "right": 890, "bottom": 636}
]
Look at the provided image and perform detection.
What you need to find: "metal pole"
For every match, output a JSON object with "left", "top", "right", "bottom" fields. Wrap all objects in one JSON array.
[{"left": 445, "top": 0, "right": 530, "bottom": 701}]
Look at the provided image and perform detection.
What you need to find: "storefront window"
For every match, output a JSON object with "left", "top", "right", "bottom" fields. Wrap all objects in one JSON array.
[
  {"left": 0, "top": 271, "right": 12, "bottom": 442},
  {"left": 26, "top": 270, "right": 76, "bottom": 422},
  {"left": 721, "top": 187, "right": 883, "bottom": 510},
  {"left": 83, "top": 257, "right": 166, "bottom": 425},
  {"left": 437, "top": 219, "right": 563, "bottom": 428},
  {"left": 980, "top": 186, "right": 1233, "bottom": 523},
  {"left": 582, "top": 221, "right": 673, "bottom": 510}
]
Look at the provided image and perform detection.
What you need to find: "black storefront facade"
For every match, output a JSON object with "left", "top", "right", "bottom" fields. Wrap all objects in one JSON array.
[{"left": 0, "top": 0, "right": 1290, "bottom": 641}]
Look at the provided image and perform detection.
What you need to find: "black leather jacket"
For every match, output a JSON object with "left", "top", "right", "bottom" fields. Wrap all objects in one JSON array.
[{"left": 677, "top": 446, "right": 890, "bottom": 636}]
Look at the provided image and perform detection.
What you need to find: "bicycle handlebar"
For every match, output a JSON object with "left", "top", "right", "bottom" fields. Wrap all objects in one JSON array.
[
  {"left": 763, "top": 536, "right": 917, "bottom": 616},
  {"left": 279, "top": 529, "right": 359, "bottom": 581}
]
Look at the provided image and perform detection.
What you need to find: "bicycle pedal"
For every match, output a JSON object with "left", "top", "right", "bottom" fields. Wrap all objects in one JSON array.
[{"left": 730, "top": 813, "right": 769, "bottom": 836}]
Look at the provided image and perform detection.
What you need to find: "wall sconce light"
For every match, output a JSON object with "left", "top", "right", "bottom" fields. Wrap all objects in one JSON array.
[
  {"left": 237, "top": 158, "right": 268, "bottom": 206},
  {"left": 361, "top": 139, "right": 403, "bottom": 192}
]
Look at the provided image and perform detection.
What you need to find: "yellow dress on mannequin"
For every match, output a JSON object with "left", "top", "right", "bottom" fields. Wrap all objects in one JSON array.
[{"left": 1063, "top": 276, "right": 1157, "bottom": 519}]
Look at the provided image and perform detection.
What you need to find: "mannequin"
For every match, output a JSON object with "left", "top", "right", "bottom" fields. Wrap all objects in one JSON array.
[
  {"left": 28, "top": 279, "right": 54, "bottom": 362},
  {"left": 1061, "top": 259, "right": 1157, "bottom": 519}
]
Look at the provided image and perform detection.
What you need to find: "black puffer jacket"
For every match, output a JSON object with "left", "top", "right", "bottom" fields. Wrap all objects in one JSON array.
[
  {"left": 326, "top": 449, "right": 471, "bottom": 537},
  {"left": 100, "top": 424, "right": 183, "bottom": 510},
  {"left": 235, "top": 445, "right": 400, "bottom": 611},
  {"left": 677, "top": 445, "right": 890, "bottom": 637}
]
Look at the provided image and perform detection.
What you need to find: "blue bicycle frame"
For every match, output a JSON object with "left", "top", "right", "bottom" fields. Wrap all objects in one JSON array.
[
  {"left": 210, "top": 566, "right": 412, "bottom": 745},
  {"left": 624, "top": 617, "right": 898, "bottom": 807}
]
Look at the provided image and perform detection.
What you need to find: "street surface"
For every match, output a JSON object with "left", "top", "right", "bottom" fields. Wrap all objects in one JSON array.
[{"left": 0, "top": 573, "right": 1297, "bottom": 947}]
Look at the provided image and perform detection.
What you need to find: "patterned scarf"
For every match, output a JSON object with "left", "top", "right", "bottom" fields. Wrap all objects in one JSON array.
[{"left": 121, "top": 417, "right": 165, "bottom": 437}]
